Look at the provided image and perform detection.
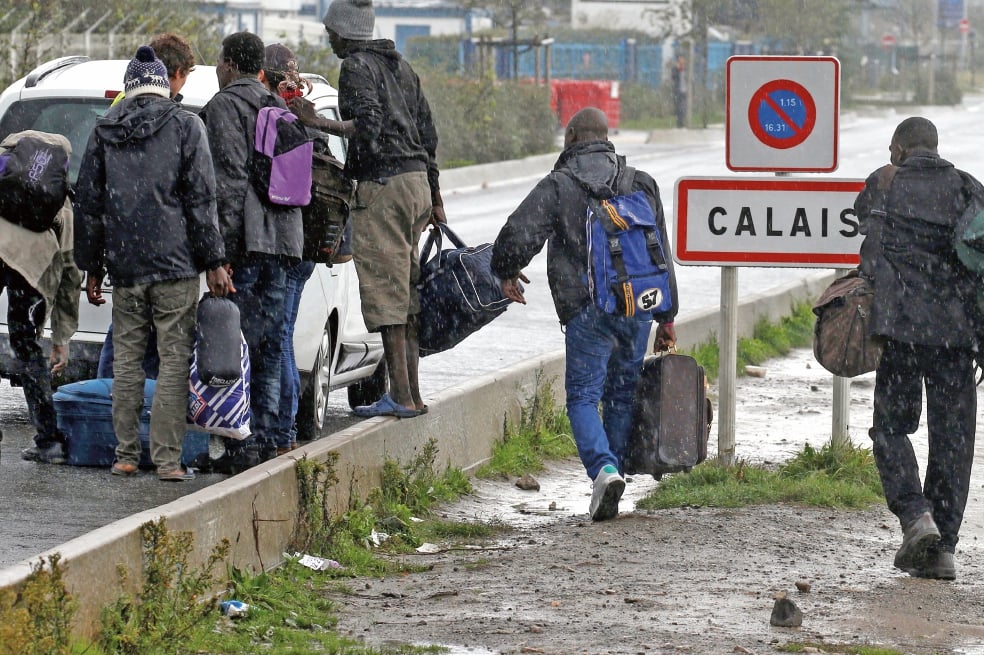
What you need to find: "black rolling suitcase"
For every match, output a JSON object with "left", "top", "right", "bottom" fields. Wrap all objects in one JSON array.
[{"left": 624, "top": 352, "right": 712, "bottom": 480}]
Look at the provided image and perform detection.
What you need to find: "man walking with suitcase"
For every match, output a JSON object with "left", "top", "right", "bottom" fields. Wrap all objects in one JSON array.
[{"left": 491, "top": 107, "right": 678, "bottom": 521}]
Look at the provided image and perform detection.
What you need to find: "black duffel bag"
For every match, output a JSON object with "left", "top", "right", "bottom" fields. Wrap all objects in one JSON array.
[{"left": 416, "top": 223, "right": 514, "bottom": 357}]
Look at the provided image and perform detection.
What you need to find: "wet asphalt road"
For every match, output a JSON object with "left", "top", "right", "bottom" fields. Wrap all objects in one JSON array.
[{"left": 0, "top": 381, "right": 364, "bottom": 569}]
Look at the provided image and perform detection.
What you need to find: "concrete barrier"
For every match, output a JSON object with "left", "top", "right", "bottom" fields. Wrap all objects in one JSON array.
[{"left": 0, "top": 268, "right": 835, "bottom": 636}]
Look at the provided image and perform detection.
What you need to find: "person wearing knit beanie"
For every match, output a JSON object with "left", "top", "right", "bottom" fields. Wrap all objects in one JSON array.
[
  {"left": 124, "top": 45, "right": 170, "bottom": 98},
  {"left": 323, "top": 0, "right": 375, "bottom": 41}
]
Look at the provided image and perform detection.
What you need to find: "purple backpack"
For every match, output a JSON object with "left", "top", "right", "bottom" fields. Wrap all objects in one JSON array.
[{"left": 249, "top": 106, "right": 313, "bottom": 207}]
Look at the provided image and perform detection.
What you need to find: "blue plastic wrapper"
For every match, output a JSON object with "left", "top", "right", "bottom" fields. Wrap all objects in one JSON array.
[{"left": 219, "top": 600, "right": 249, "bottom": 617}]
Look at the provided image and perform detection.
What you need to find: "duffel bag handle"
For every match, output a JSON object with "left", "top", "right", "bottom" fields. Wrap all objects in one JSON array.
[{"left": 419, "top": 222, "right": 468, "bottom": 268}]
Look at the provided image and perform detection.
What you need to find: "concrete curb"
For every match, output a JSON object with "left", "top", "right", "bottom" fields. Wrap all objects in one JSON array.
[{"left": 0, "top": 269, "right": 835, "bottom": 635}]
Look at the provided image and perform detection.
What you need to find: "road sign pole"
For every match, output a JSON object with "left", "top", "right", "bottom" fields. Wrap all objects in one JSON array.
[
  {"left": 832, "top": 374, "right": 851, "bottom": 448},
  {"left": 717, "top": 266, "right": 738, "bottom": 466}
]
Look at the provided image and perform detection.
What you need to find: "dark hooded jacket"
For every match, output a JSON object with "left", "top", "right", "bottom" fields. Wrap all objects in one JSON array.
[
  {"left": 338, "top": 39, "right": 440, "bottom": 197},
  {"left": 200, "top": 78, "right": 303, "bottom": 264},
  {"left": 491, "top": 140, "right": 678, "bottom": 326},
  {"left": 74, "top": 95, "right": 225, "bottom": 287},
  {"left": 856, "top": 151, "right": 984, "bottom": 348}
]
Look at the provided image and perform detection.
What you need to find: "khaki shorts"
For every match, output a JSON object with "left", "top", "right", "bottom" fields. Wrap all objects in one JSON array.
[{"left": 351, "top": 171, "right": 432, "bottom": 331}]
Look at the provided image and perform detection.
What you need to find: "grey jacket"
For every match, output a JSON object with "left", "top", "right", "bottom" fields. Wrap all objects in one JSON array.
[{"left": 200, "top": 78, "right": 303, "bottom": 264}]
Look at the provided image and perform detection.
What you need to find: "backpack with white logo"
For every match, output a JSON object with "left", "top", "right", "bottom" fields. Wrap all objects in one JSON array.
[
  {"left": 249, "top": 103, "right": 314, "bottom": 207},
  {"left": 585, "top": 166, "right": 672, "bottom": 317},
  {"left": 0, "top": 132, "right": 70, "bottom": 232}
]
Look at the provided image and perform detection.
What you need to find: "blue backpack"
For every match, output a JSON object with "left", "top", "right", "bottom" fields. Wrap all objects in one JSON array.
[{"left": 585, "top": 166, "right": 672, "bottom": 317}]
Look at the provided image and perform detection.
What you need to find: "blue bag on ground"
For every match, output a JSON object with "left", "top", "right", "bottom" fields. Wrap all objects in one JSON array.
[
  {"left": 417, "top": 223, "right": 514, "bottom": 357},
  {"left": 54, "top": 378, "right": 209, "bottom": 468},
  {"left": 187, "top": 331, "right": 251, "bottom": 440},
  {"left": 194, "top": 293, "right": 243, "bottom": 387},
  {"left": 585, "top": 167, "right": 672, "bottom": 318}
]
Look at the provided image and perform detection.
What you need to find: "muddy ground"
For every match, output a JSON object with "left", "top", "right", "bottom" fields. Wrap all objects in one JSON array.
[{"left": 323, "top": 348, "right": 984, "bottom": 655}]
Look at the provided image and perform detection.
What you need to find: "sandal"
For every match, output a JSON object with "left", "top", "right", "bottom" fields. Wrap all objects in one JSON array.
[
  {"left": 352, "top": 393, "right": 420, "bottom": 419},
  {"left": 158, "top": 467, "right": 196, "bottom": 482},
  {"left": 111, "top": 461, "right": 139, "bottom": 476}
]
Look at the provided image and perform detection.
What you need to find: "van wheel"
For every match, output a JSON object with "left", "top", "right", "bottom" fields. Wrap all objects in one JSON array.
[
  {"left": 297, "top": 324, "right": 332, "bottom": 442},
  {"left": 347, "top": 359, "right": 387, "bottom": 409}
]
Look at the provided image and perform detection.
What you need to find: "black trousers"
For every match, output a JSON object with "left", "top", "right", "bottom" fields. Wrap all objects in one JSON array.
[
  {"left": 0, "top": 260, "right": 61, "bottom": 447},
  {"left": 869, "top": 339, "right": 976, "bottom": 552}
]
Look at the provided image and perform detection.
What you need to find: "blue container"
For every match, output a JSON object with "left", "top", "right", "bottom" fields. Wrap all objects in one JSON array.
[{"left": 53, "top": 378, "right": 210, "bottom": 468}]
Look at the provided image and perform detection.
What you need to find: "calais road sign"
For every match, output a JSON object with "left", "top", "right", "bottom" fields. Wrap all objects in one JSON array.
[
  {"left": 674, "top": 177, "right": 866, "bottom": 267},
  {"left": 727, "top": 56, "right": 840, "bottom": 173}
]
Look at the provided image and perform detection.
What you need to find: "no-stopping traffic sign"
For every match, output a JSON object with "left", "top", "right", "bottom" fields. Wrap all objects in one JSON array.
[
  {"left": 747, "top": 79, "right": 816, "bottom": 149},
  {"left": 727, "top": 56, "right": 839, "bottom": 173}
]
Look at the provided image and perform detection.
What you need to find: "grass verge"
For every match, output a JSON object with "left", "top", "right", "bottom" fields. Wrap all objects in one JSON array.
[
  {"left": 684, "top": 300, "right": 816, "bottom": 381},
  {"left": 474, "top": 371, "right": 577, "bottom": 479},
  {"left": 637, "top": 440, "right": 883, "bottom": 511}
]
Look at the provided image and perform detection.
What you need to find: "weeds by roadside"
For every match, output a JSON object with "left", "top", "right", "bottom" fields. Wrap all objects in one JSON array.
[
  {"left": 475, "top": 371, "right": 577, "bottom": 479},
  {"left": 685, "top": 300, "right": 816, "bottom": 381},
  {"left": 0, "top": 554, "right": 75, "bottom": 655},
  {"left": 96, "top": 518, "right": 230, "bottom": 654},
  {"left": 636, "top": 441, "right": 883, "bottom": 511}
]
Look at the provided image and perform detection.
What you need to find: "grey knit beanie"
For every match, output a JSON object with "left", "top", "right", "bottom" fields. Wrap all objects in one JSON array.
[{"left": 323, "top": 0, "right": 375, "bottom": 41}]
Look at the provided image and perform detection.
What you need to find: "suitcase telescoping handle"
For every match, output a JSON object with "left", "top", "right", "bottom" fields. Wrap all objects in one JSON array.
[{"left": 419, "top": 222, "right": 468, "bottom": 268}]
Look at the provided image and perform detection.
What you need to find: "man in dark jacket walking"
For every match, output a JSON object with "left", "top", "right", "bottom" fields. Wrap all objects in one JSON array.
[
  {"left": 201, "top": 31, "right": 305, "bottom": 473},
  {"left": 856, "top": 116, "right": 982, "bottom": 580},
  {"left": 491, "top": 107, "right": 678, "bottom": 521},
  {"left": 75, "top": 45, "right": 232, "bottom": 481},
  {"left": 291, "top": 0, "right": 443, "bottom": 418}
]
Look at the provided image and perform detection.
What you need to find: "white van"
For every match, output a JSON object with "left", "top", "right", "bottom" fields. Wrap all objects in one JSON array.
[{"left": 0, "top": 56, "right": 386, "bottom": 440}]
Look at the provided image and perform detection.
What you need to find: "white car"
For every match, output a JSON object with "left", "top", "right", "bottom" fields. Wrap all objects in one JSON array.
[{"left": 0, "top": 56, "right": 385, "bottom": 439}]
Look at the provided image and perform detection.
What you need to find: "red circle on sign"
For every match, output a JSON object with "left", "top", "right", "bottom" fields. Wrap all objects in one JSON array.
[
  {"left": 747, "top": 79, "right": 817, "bottom": 150},
  {"left": 881, "top": 34, "right": 896, "bottom": 49},
  {"left": 960, "top": 18, "right": 970, "bottom": 34}
]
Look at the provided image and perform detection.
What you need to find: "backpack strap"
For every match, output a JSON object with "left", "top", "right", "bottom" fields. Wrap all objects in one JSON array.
[{"left": 616, "top": 165, "right": 636, "bottom": 196}]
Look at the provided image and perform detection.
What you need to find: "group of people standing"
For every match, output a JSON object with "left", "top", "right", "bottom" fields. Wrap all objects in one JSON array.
[
  {"left": 16, "top": 0, "right": 444, "bottom": 480},
  {"left": 1, "top": 0, "right": 977, "bottom": 581}
]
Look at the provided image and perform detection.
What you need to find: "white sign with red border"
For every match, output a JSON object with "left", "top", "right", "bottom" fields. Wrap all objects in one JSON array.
[
  {"left": 726, "top": 56, "right": 840, "bottom": 173},
  {"left": 673, "top": 177, "right": 866, "bottom": 267}
]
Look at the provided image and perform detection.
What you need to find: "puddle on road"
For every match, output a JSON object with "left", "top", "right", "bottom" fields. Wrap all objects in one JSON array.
[{"left": 414, "top": 645, "right": 499, "bottom": 655}]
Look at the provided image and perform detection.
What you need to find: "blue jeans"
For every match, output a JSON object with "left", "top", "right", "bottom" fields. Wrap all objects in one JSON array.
[
  {"left": 277, "top": 259, "right": 315, "bottom": 448},
  {"left": 97, "top": 322, "right": 160, "bottom": 379},
  {"left": 564, "top": 304, "right": 650, "bottom": 480},
  {"left": 226, "top": 254, "right": 287, "bottom": 452}
]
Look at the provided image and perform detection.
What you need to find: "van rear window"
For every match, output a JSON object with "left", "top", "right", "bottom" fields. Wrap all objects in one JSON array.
[{"left": 0, "top": 98, "right": 111, "bottom": 184}]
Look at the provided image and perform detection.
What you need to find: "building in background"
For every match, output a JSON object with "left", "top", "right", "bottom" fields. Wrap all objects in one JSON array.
[{"left": 201, "top": 0, "right": 491, "bottom": 51}]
